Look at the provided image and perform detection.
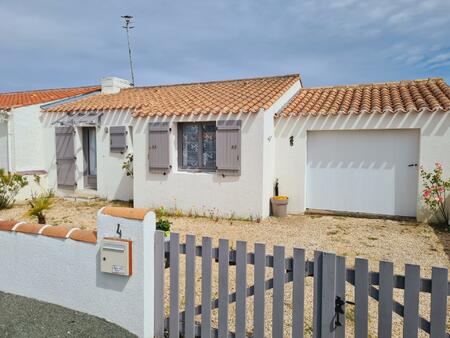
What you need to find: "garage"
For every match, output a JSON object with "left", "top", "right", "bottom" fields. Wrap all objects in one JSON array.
[{"left": 306, "top": 129, "right": 419, "bottom": 217}]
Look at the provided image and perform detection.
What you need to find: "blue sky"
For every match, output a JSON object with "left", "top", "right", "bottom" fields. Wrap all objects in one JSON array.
[{"left": 1, "top": 0, "right": 450, "bottom": 91}]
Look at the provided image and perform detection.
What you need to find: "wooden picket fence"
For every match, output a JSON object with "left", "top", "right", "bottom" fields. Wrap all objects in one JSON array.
[{"left": 153, "top": 231, "right": 449, "bottom": 338}]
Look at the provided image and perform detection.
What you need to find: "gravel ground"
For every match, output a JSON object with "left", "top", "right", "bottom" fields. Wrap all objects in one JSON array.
[
  {"left": 2, "top": 200, "right": 449, "bottom": 337},
  {"left": 0, "top": 199, "right": 131, "bottom": 229},
  {"left": 0, "top": 292, "right": 136, "bottom": 338}
]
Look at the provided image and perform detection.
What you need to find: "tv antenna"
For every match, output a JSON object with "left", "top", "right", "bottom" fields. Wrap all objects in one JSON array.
[{"left": 121, "top": 15, "right": 135, "bottom": 86}]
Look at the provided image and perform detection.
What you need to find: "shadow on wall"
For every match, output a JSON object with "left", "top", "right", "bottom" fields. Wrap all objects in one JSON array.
[
  {"left": 95, "top": 250, "right": 129, "bottom": 291},
  {"left": 275, "top": 110, "right": 450, "bottom": 138}
]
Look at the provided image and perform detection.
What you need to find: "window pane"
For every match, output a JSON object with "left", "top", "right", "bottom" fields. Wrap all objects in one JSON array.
[
  {"left": 182, "top": 124, "right": 200, "bottom": 168},
  {"left": 202, "top": 124, "right": 216, "bottom": 169}
]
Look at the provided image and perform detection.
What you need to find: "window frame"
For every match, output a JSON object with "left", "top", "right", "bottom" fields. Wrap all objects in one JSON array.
[{"left": 177, "top": 122, "right": 217, "bottom": 172}]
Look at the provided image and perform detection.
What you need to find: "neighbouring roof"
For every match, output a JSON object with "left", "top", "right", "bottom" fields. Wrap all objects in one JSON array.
[
  {"left": 44, "top": 74, "right": 300, "bottom": 117},
  {"left": 280, "top": 78, "right": 450, "bottom": 117},
  {"left": 0, "top": 86, "right": 100, "bottom": 111}
]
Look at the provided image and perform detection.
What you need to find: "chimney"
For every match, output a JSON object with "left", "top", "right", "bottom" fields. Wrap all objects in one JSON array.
[{"left": 101, "top": 77, "right": 131, "bottom": 94}]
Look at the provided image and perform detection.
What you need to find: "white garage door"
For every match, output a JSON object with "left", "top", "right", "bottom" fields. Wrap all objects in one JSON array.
[
  {"left": 0, "top": 122, "right": 7, "bottom": 170},
  {"left": 307, "top": 130, "right": 419, "bottom": 217}
]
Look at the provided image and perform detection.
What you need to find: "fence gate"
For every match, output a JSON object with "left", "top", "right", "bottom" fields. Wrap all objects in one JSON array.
[{"left": 154, "top": 231, "right": 449, "bottom": 338}]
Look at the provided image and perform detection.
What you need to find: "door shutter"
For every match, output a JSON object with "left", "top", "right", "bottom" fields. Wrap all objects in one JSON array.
[
  {"left": 216, "top": 120, "right": 241, "bottom": 175},
  {"left": 55, "top": 126, "right": 76, "bottom": 188},
  {"left": 149, "top": 122, "right": 171, "bottom": 173},
  {"left": 110, "top": 126, "right": 127, "bottom": 153}
]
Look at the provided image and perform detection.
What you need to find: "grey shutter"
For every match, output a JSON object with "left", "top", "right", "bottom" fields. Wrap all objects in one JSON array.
[
  {"left": 149, "top": 122, "right": 171, "bottom": 173},
  {"left": 55, "top": 126, "right": 76, "bottom": 188},
  {"left": 216, "top": 120, "right": 241, "bottom": 175},
  {"left": 110, "top": 126, "right": 127, "bottom": 153}
]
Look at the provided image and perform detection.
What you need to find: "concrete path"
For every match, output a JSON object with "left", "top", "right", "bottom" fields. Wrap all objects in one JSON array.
[{"left": 0, "top": 292, "right": 136, "bottom": 338}]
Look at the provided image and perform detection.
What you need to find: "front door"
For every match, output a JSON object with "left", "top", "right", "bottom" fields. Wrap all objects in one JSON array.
[{"left": 83, "top": 127, "right": 97, "bottom": 189}]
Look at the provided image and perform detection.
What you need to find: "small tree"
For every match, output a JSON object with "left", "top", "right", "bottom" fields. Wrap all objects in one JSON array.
[
  {"left": 420, "top": 163, "right": 450, "bottom": 225},
  {"left": 26, "top": 190, "right": 55, "bottom": 224},
  {"left": 0, "top": 169, "right": 28, "bottom": 209}
]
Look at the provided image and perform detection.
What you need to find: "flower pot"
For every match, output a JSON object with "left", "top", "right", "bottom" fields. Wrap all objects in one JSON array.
[{"left": 271, "top": 197, "right": 289, "bottom": 217}]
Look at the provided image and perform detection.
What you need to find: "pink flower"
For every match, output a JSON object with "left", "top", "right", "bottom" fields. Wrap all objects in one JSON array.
[
  {"left": 438, "top": 186, "right": 445, "bottom": 193},
  {"left": 435, "top": 197, "right": 441, "bottom": 202},
  {"left": 423, "top": 190, "right": 431, "bottom": 198}
]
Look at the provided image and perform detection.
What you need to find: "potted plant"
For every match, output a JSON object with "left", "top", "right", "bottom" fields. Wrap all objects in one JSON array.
[
  {"left": 156, "top": 218, "right": 171, "bottom": 238},
  {"left": 271, "top": 195, "right": 289, "bottom": 217}
]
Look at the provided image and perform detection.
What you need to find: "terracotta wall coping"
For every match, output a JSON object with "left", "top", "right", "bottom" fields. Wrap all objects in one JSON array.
[
  {"left": 102, "top": 207, "right": 152, "bottom": 220},
  {"left": 0, "top": 220, "right": 96, "bottom": 244}
]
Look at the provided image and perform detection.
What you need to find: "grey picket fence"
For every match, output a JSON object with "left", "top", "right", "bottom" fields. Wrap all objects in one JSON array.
[{"left": 153, "top": 231, "right": 449, "bottom": 338}]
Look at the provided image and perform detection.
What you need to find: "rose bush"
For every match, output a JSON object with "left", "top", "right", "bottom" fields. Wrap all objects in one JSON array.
[{"left": 420, "top": 162, "right": 450, "bottom": 225}]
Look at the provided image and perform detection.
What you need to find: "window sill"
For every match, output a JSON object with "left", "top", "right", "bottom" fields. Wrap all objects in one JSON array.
[{"left": 176, "top": 168, "right": 216, "bottom": 174}]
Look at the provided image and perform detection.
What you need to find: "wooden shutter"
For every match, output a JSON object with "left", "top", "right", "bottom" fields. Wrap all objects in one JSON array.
[
  {"left": 110, "top": 126, "right": 127, "bottom": 153},
  {"left": 149, "top": 122, "right": 171, "bottom": 173},
  {"left": 216, "top": 120, "right": 241, "bottom": 175},
  {"left": 55, "top": 126, "right": 76, "bottom": 188}
]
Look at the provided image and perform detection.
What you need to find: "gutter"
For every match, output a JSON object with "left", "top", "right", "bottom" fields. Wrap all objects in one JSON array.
[{"left": 40, "top": 90, "right": 101, "bottom": 110}]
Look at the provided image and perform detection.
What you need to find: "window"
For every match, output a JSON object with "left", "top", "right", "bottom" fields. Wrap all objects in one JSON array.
[{"left": 178, "top": 122, "right": 216, "bottom": 170}]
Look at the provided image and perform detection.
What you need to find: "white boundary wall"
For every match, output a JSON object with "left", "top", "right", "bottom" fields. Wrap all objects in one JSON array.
[{"left": 0, "top": 210, "right": 155, "bottom": 337}]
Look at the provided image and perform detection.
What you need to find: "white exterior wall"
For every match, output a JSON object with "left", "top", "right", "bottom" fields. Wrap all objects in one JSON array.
[
  {"left": 98, "top": 111, "right": 134, "bottom": 201},
  {"left": 133, "top": 81, "right": 301, "bottom": 219},
  {"left": 41, "top": 111, "right": 134, "bottom": 201},
  {"left": 261, "top": 81, "right": 301, "bottom": 216},
  {"left": 133, "top": 113, "right": 267, "bottom": 219},
  {"left": 0, "top": 120, "right": 8, "bottom": 170},
  {"left": 9, "top": 104, "right": 46, "bottom": 172},
  {"left": 0, "top": 210, "right": 156, "bottom": 338},
  {"left": 274, "top": 110, "right": 450, "bottom": 221}
]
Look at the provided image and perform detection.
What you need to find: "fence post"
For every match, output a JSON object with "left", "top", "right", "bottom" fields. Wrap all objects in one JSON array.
[
  {"left": 154, "top": 230, "right": 165, "bottom": 337},
  {"left": 313, "top": 251, "right": 337, "bottom": 338}
]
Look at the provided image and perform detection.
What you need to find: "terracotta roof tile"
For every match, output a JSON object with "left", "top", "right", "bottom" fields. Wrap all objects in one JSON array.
[
  {"left": 0, "top": 220, "right": 18, "bottom": 231},
  {"left": 102, "top": 207, "right": 151, "bottom": 220},
  {"left": 41, "top": 225, "right": 71, "bottom": 239},
  {"left": 15, "top": 222, "right": 43, "bottom": 235},
  {"left": 44, "top": 75, "right": 300, "bottom": 116},
  {"left": 281, "top": 78, "right": 450, "bottom": 117},
  {"left": 0, "top": 86, "right": 100, "bottom": 111},
  {"left": 69, "top": 229, "right": 97, "bottom": 244}
]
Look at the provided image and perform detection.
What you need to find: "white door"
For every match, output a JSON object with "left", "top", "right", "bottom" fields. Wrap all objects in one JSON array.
[
  {"left": 0, "top": 122, "right": 8, "bottom": 170},
  {"left": 307, "top": 130, "right": 419, "bottom": 217}
]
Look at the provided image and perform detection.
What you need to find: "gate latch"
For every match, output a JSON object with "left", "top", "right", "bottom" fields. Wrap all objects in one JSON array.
[{"left": 335, "top": 296, "right": 355, "bottom": 327}]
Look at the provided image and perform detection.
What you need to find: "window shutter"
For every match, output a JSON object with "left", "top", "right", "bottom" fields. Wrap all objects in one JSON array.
[
  {"left": 216, "top": 120, "right": 241, "bottom": 175},
  {"left": 55, "top": 126, "right": 76, "bottom": 188},
  {"left": 110, "top": 126, "right": 127, "bottom": 153},
  {"left": 149, "top": 122, "right": 171, "bottom": 173}
]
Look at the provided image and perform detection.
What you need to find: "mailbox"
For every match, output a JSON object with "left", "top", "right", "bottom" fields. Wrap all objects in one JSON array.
[{"left": 100, "top": 238, "right": 133, "bottom": 276}]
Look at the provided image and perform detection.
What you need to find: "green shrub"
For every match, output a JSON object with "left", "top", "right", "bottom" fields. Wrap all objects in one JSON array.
[
  {"left": 420, "top": 163, "right": 450, "bottom": 225},
  {"left": 156, "top": 218, "right": 171, "bottom": 237},
  {"left": 26, "top": 190, "right": 55, "bottom": 224},
  {"left": 0, "top": 169, "right": 28, "bottom": 209}
]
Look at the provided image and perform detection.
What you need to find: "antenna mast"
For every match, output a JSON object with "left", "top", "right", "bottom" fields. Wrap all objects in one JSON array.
[{"left": 121, "top": 15, "right": 135, "bottom": 86}]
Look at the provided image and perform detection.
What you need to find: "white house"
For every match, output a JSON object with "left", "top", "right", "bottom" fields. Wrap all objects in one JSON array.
[
  {"left": 43, "top": 75, "right": 450, "bottom": 221},
  {"left": 0, "top": 86, "right": 100, "bottom": 198}
]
